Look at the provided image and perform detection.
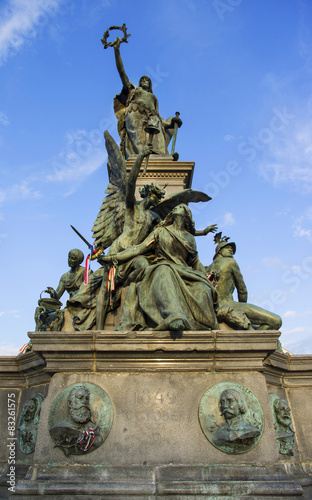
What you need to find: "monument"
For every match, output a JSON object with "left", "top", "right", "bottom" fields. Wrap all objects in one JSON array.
[{"left": 0, "top": 24, "right": 312, "bottom": 499}]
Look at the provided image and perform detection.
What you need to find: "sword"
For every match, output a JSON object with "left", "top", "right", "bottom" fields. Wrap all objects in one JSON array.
[
  {"left": 170, "top": 111, "right": 182, "bottom": 159},
  {"left": 70, "top": 225, "right": 104, "bottom": 260}
]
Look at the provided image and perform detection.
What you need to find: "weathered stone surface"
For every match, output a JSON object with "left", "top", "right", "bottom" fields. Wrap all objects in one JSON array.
[
  {"left": 32, "top": 368, "right": 277, "bottom": 467},
  {"left": 0, "top": 331, "right": 311, "bottom": 497},
  {"left": 28, "top": 330, "right": 280, "bottom": 373},
  {"left": 288, "top": 388, "right": 312, "bottom": 462},
  {"left": 15, "top": 464, "right": 304, "bottom": 498}
]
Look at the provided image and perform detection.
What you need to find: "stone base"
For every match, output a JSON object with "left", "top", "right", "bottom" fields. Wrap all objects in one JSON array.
[
  {"left": 15, "top": 464, "right": 304, "bottom": 498},
  {"left": 1, "top": 330, "right": 312, "bottom": 498}
]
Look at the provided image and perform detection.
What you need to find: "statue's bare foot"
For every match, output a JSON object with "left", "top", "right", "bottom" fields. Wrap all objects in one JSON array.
[{"left": 168, "top": 319, "right": 184, "bottom": 331}]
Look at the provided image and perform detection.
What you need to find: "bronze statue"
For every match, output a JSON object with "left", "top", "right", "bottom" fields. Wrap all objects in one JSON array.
[
  {"left": 206, "top": 233, "right": 282, "bottom": 330},
  {"left": 95, "top": 141, "right": 164, "bottom": 329},
  {"left": 101, "top": 204, "right": 218, "bottom": 331},
  {"left": 46, "top": 249, "right": 85, "bottom": 300},
  {"left": 212, "top": 389, "right": 260, "bottom": 451},
  {"left": 34, "top": 290, "right": 64, "bottom": 331},
  {"left": 66, "top": 132, "right": 213, "bottom": 331},
  {"left": 102, "top": 25, "right": 180, "bottom": 158},
  {"left": 49, "top": 385, "right": 104, "bottom": 456},
  {"left": 17, "top": 393, "right": 45, "bottom": 454}
]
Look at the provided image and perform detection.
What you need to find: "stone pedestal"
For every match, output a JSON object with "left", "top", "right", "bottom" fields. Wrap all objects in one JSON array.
[
  {"left": 7, "top": 330, "right": 310, "bottom": 498},
  {"left": 126, "top": 155, "right": 195, "bottom": 197}
]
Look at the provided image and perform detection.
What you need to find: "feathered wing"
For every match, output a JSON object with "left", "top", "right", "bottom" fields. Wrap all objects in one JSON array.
[
  {"left": 92, "top": 131, "right": 127, "bottom": 249},
  {"left": 153, "top": 189, "right": 211, "bottom": 219}
]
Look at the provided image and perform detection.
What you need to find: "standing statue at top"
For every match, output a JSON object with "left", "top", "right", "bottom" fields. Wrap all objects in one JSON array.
[{"left": 102, "top": 25, "right": 182, "bottom": 159}]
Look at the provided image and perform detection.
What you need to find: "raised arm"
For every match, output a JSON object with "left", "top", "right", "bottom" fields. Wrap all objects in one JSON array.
[
  {"left": 114, "top": 41, "right": 132, "bottom": 90},
  {"left": 195, "top": 224, "right": 218, "bottom": 237},
  {"left": 126, "top": 145, "right": 152, "bottom": 208}
]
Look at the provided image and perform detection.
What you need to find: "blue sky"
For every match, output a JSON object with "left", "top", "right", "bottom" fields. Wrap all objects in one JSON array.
[{"left": 1, "top": 0, "right": 312, "bottom": 355}]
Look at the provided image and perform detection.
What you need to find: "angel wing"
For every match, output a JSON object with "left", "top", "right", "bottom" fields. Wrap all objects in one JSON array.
[
  {"left": 92, "top": 131, "right": 127, "bottom": 249},
  {"left": 153, "top": 189, "right": 211, "bottom": 219}
]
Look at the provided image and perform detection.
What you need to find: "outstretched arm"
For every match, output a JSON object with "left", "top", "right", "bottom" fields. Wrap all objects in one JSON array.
[
  {"left": 101, "top": 232, "right": 155, "bottom": 266},
  {"left": 45, "top": 283, "right": 63, "bottom": 301},
  {"left": 195, "top": 224, "right": 218, "bottom": 237},
  {"left": 55, "top": 275, "right": 67, "bottom": 299},
  {"left": 114, "top": 41, "right": 131, "bottom": 90},
  {"left": 126, "top": 144, "right": 152, "bottom": 208}
]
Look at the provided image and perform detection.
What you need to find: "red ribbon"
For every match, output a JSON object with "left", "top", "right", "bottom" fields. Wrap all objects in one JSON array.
[{"left": 76, "top": 429, "right": 96, "bottom": 452}]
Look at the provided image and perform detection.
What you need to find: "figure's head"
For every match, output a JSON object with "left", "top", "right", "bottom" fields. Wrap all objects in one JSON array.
[
  {"left": 164, "top": 203, "right": 195, "bottom": 235},
  {"left": 219, "top": 389, "right": 246, "bottom": 421},
  {"left": 219, "top": 244, "right": 235, "bottom": 258},
  {"left": 214, "top": 241, "right": 236, "bottom": 260},
  {"left": 23, "top": 399, "right": 37, "bottom": 422},
  {"left": 68, "top": 249, "right": 84, "bottom": 268},
  {"left": 139, "top": 183, "right": 165, "bottom": 207},
  {"left": 68, "top": 385, "right": 91, "bottom": 424},
  {"left": 139, "top": 75, "right": 152, "bottom": 92},
  {"left": 274, "top": 398, "right": 291, "bottom": 428}
]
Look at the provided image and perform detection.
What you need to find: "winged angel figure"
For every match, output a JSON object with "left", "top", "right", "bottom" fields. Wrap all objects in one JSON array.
[{"left": 67, "top": 131, "right": 216, "bottom": 330}]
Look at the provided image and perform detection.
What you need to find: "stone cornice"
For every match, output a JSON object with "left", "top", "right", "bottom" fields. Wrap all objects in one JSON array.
[
  {"left": 0, "top": 351, "right": 49, "bottom": 388},
  {"left": 27, "top": 330, "right": 280, "bottom": 374},
  {"left": 264, "top": 351, "right": 312, "bottom": 387}
]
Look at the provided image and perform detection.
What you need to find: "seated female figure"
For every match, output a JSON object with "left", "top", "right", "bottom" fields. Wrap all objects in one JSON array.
[{"left": 101, "top": 204, "right": 219, "bottom": 332}]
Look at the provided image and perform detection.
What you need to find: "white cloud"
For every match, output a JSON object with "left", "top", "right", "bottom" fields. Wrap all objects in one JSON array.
[
  {"left": 0, "top": 343, "right": 20, "bottom": 356},
  {"left": 281, "top": 326, "right": 305, "bottom": 336},
  {"left": 0, "top": 310, "right": 20, "bottom": 318},
  {"left": 224, "top": 134, "right": 235, "bottom": 142},
  {"left": 0, "top": 0, "right": 62, "bottom": 65},
  {"left": 0, "top": 111, "right": 9, "bottom": 126},
  {"left": 46, "top": 128, "right": 106, "bottom": 189},
  {"left": 281, "top": 329, "right": 312, "bottom": 354},
  {"left": 0, "top": 127, "right": 106, "bottom": 206},
  {"left": 221, "top": 212, "right": 235, "bottom": 227},
  {"left": 261, "top": 257, "right": 285, "bottom": 269},
  {"left": 259, "top": 112, "right": 312, "bottom": 192},
  {"left": 0, "top": 180, "right": 42, "bottom": 205},
  {"left": 283, "top": 310, "right": 296, "bottom": 318},
  {"left": 293, "top": 207, "right": 312, "bottom": 241}
]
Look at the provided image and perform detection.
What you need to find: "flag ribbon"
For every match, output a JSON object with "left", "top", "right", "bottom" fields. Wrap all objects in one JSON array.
[
  {"left": 85, "top": 245, "right": 96, "bottom": 284},
  {"left": 76, "top": 429, "right": 96, "bottom": 452}
]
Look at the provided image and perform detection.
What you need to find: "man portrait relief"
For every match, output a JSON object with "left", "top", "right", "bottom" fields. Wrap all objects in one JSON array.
[
  {"left": 212, "top": 389, "right": 260, "bottom": 451},
  {"left": 18, "top": 393, "right": 45, "bottom": 454},
  {"left": 270, "top": 395, "right": 295, "bottom": 456},
  {"left": 199, "top": 382, "right": 263, "bottom": 455},
  {"left": 49, "top": 384, "right": 113, "bottom": 457}
]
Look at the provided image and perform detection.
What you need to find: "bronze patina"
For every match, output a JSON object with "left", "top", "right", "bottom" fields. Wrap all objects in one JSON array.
[
  {"left": 206, "top": 233, "right": 282, "bottom": 331},
  {"left": 102, "top": 24, "right": 181, "bottom": 159},
  {"left": 199, "top": 382, "right": 264, "bottom": 454},
  {"left": 269, "top": 394, "right": 295, "bottom": 456},
  {"left": 49, "top": 383, "right": 113, "bottom": 457},
  {"left": 17, "top": 393, "right": 45, "bottom": 454}
]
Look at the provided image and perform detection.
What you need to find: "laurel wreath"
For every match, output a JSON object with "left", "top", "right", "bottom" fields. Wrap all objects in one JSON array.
[{"left": 101, "top": 24, "right": 131, "bottom": 49}]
